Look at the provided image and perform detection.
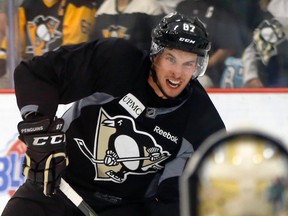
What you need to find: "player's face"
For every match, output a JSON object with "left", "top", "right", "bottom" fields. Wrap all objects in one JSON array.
[{"left": 149, "top": 48, "right": 198, "bottom": 99}]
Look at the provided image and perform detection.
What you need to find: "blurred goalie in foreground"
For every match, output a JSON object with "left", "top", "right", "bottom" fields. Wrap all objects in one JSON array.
[{"left": 180, "top": 129, "right": 288, "bottom": 216}]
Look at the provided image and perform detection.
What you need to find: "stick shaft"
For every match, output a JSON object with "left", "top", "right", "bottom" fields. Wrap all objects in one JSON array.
[
  {"left": 59, "top": 178, "right": 98, "bottom": 216},
  {"left": 92, "top": 156, "right": 150, "bottom": 163}
]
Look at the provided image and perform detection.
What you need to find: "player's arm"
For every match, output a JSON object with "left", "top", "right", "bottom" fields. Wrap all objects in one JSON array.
[
  {"left": 14, "top": 41, "right": 98, "bottom": 119},
  {"left": 14, "top": 38, "right": 143, "bottom": 119}
]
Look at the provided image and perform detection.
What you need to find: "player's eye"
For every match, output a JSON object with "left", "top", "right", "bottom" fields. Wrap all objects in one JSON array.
[
  {"left": 184, "top": 61, "right": 196, "bottom": 67},
  {"left": 165, "top": 56, "right": 176, "bottom": 64}
]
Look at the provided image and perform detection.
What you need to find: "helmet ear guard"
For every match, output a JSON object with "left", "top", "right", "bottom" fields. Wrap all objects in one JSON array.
[
  {"left": 151, "top": 12, "right": 211, "bottom": 79},
  {"left": 193, "top": 54, "right": 209, "bottom": 79}
]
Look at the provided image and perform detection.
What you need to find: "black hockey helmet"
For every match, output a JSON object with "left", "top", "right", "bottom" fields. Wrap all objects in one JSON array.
[
  {"left": 180, "top": 129, "right": 288, "bottom": 216},
  {"left": 151, "top": 12, "right": 211, "bottom": 57},
  {"left": 151, "top": 12, "right": 211, "bottom": 78}
]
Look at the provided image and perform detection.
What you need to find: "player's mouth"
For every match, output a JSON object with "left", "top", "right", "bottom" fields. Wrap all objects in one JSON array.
[{"left": 167, "top": 79, "right": 181, "bottom": 88}]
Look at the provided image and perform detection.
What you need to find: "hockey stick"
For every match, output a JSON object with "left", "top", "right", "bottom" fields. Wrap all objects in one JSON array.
[
  {"left": 91, "top": 156, "right": 150, "bottom": 163},
  {"left": 91, "top": 153, "right": 169, "bottom": 164},
  {"left": 75, "top": 138, "right": 169, "bottom": 164},
  {"left": 59, "top": 178, "right": 98, "bottom": 216}
]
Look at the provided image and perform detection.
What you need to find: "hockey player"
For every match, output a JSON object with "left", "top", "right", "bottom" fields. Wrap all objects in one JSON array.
[{"left": 2, "top": 12, "right": 225, "bottom": 216}]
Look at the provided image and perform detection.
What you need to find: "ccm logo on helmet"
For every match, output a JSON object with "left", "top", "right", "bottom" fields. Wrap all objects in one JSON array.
[
  {"left": 179, "top": 37, "right": 195, "bottom": 44},
  {"left": 32, "top": 134, "right": 66, "bottom": 146}
]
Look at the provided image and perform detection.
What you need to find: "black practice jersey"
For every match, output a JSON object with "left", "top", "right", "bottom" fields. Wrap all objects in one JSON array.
[{"left": 14, "top": 38, "right": 225, "bottom": 209}]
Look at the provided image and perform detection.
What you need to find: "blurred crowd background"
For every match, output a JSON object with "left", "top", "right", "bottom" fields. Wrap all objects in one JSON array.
[{"left": 0, "top": 0, "right": 287, "bottom": 89}]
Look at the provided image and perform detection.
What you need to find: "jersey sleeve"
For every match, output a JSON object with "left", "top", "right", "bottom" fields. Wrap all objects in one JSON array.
[
  {"left": 14, "top": 38, "right": 144, "bottom": 119},
  {"left": 150, "top": 139, "right": 194, "bottom": 216}
]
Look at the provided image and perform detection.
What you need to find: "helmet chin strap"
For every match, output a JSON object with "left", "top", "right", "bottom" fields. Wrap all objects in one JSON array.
[{"left": 150, "top": 64, "right": 193, "bottom": 100}]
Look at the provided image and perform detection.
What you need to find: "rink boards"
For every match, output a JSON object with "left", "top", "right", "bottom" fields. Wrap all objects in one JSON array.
[{"left": 0, "top": 90, "right": 288, "bottom": 212}]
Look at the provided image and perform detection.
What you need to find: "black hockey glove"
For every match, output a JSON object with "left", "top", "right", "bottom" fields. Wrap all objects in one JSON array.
[{"left": 18, "top": 116, "right": 69, "bottom": 196}]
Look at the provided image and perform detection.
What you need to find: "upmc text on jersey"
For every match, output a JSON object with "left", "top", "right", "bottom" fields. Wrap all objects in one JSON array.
[{"left": 119, "top": 93, "right": 145, "bottom": 119}]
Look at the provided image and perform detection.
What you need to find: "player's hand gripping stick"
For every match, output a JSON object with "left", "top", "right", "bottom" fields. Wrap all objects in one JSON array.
[{"left": 18, "top": 116, "right": 69, "bottom": 196}]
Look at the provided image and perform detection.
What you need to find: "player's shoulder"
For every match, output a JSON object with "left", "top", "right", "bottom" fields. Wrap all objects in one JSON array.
[
  {"left": 188, "top": 80, "right": 217, "bottom": 108},
  {"left": 93, "top": 38, "right": 143, "bottom": 53},
  {"left": 111, "top": 37, "right": 140, "bottom": 48}
]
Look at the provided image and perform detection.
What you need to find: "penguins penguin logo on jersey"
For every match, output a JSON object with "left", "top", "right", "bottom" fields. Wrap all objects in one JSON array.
[
  {"left": 74, "top": 108, "right": 170, "bottom": 183},
  {"left": 26, "top": 15, "right": 62, "bottom": 56}
]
